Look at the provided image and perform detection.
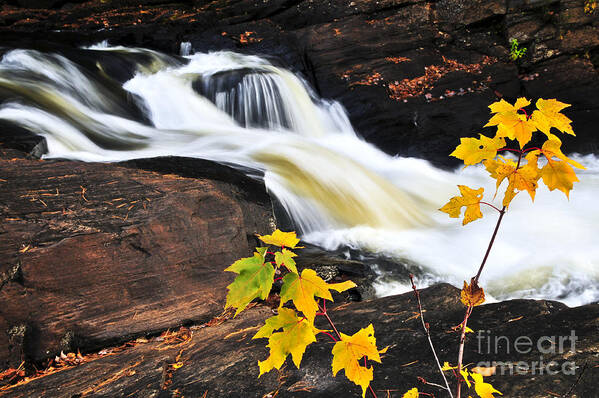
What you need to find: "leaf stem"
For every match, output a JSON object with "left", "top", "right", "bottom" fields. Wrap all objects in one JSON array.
[
  {"left": 318, "top": 301, "right": 342, "bottom": 341},
  {"left": 522, "top": 146, "right": 542, "bottom": 154},
  {"left": 479, "top": 201, "right": 502, "bottom": 213},
  {"left": 518, "top": 107, "right": 530, "bottom": 120},
  {"left": 497, "top": 147, "right": 522, "bottom": 154},
  {"left": 409, "top": 275, "right": 454, "bottom": 398},
  {"left": 319, "top": 331, "right": 339, "bottom": 342},
  {"left": 369, "top": 385, "right": 378, "bottom": 398},
  {"left": 364, "top": 358, "right": 378, "bottom": 398}
]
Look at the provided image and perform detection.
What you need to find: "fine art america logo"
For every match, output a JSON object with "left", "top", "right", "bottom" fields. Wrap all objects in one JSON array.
[{"left": 475, "top": 330, "right": 578, "bottom": 375}]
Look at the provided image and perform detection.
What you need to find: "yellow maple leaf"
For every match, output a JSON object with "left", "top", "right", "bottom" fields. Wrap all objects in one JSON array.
[
  {"left": 461, "top": 279, "right": 485, "bottom": 307},
  {"left": 489, "top": 97, "right": 531, "bottom": 113},
  {"left": 504, "top": 163, "right": 539, "bottom": 206},
  {"left": 274, "top": 248, "right": 298, "bottom": 273},
  {"left": 531, "top": 98, "right": 574, "bottom": 136},
  {"left": 461, "top": 368, "right": 472, "bottom": 388},
  {"left": 533, "top": 137, "right": 582, "bottom": 198},
  {"left": 540, "top": 159, "right": 579, "bottom": 199},
  {"left": 471, "top": 372, "right": 502, "bottom": 398},
  {"left": 331, "top": 324, "right": 382, "bottom": 398},
  {"left": 484, "top": 156, "right": 540, "bottom": 207},
  {"left": 253, "top": 308, "right": 320, "bottom": 375},
  {"left": 485, "top": 98, "right": 537, "bottom": 148},
  {"left": 224, "top": 249, "right": 275, "bottom": 316},
  {"left": 439, "top": 185, "right": 484, "bottom": 225},
  {"left": 450, "top": 135, "right": 505, "bottom": 166},
  {"left": 258, "top": 229, "right": 301, "bottom": 249},
  {"left": 280, "top": 269, "right": 356, "bottom": 321},
  {"left": 402, "top": 388, "right": 419, "bottom": 398},
  {"left": 540, "top": 137, "right": 585, "bottom": 169}
]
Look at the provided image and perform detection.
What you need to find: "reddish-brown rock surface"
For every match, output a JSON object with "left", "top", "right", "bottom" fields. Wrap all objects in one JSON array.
[{"left": 0, "top": 150, "right": 273, "bottom": 368}]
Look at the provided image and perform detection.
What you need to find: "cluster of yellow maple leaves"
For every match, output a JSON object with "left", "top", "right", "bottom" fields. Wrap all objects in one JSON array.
[
  {"left": 407, "top": 97, "right": 581, "bottom": 398},
  {"left": 224, "top": 230, "right": 385, "bottom": 397},
  {"left": 441, "top": 98, "right": 583, "bottom": 225}
]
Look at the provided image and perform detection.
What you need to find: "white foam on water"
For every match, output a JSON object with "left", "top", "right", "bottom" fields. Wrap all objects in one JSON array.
[{"left": 0, "top": 45, "right": 596, "bottom": 306}]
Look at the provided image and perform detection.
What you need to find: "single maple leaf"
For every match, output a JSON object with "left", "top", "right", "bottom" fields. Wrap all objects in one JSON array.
[
  {"left": 540, "top": 137, "right": 585, "bottom": 169},
  {"left": 485, "top": 98, "right": 536, "bottom": 148},
  {"left": 531, "top": 137, "right": 582, "bottom": 198},
  {"left": 402, "top": 388, "right": 419, "bottom": 398},
  {"left": 253, "top": 308, "right": 320, "bottom": 375},
  {"left": 503, "top": 164, "right": 539, "bottom": 206},
  {"left": 331, "top": 324, "right": 383, "bottom": 398},
  {"left": 489, "top": 97, "right": 531, "bottom": 114},
  {"left": 461, "top": 279, "right": 485, "bottom": 307},
  {"left": 531, "top": 98, "right": 574, "bottom": 136},
  {"left": 224, "top": 249, "right": 275, "bottom": 316},
  {"left": 450, "top": 134, "right": 505, "bottom": 166},
  {"left": 275, "top": 248, "right": 298, "bottom": 273},
  {"left": 258, "top": 229, "right": 301, "bottom": 248},
  {"left": 483, "top": 156, "right": 540, "bottom": 207},
  {"left": 471, "top": 372, "right": 503, "bottom": 398},
  {"left": 540, "top": 159, "right": 579, "bottom": 198},
  {"left": 280, "top": 269, "right": 356, "bottom": 321},
  {"left": 439, "top": 185, "right": 484, "bottom": 225}
]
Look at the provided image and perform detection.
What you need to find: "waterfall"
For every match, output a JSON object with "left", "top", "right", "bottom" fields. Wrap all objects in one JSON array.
[{"left": 0, "top": 44, "right": 597, "bottom": 306}]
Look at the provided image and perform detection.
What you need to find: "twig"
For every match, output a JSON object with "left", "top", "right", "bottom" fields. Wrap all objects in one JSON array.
[
  {"left": 562, "top": 361, "right": 588, "bottom": 397},
  {"left": 427, "top": 381, "right": 450, "bottom": 391},
  {"left": 409, "top": 275, "right": 454, "bottom": 398},
  {"left": 455, "top": 306, "right": 473, "bottom": 398}
]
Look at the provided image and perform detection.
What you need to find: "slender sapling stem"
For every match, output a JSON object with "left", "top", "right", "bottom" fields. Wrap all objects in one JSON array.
[{"left": 409, "top": 275, "right": 454, "bottom": 397}]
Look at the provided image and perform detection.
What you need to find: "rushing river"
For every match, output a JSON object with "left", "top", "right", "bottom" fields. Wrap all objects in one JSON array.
[{"left": 1, "top": 42, "right": 597, "bottom": 306}]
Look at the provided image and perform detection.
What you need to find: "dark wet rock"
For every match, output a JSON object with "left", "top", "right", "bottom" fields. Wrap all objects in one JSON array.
[
  {"left": 294, "top": 243, "right": 376, "bottom": 301},
  {"left": 0, "top": 122, "right": 47, "bottom": 159},
  {"left": 0, "top": 1, "right": 597, "bottom": 166},
  {"left": 2, "top": 284, "right": 597, "bottom": 397},
  {"left": 0, "top": 153, "right": 274, "bottom": 368}
]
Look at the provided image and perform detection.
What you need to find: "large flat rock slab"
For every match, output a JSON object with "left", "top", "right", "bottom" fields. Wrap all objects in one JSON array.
[
  {"left": 1, "top": 284, "right": 597, "bottom": 397},
  {"left": 0, "top": 154, "right": 273, "bottom": 367}
]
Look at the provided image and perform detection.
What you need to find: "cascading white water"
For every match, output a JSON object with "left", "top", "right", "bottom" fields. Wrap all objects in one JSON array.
[{"left": 0, "top": 44, "right": 596, "bottom": 306}]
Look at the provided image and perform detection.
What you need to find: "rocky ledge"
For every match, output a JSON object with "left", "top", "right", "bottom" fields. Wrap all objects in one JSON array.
[
  {"left": 0, "top": 147, "right": 274, "bottom": 370},
  {"left": 0, "top": 284, "right": 597, "bottom": 397}
]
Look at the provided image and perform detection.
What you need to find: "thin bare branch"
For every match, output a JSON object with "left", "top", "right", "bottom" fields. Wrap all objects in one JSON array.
[{"left": 409, "top": 275, "right": 454, "bottom": 398}]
